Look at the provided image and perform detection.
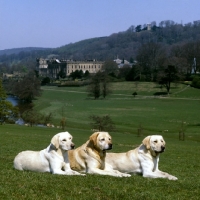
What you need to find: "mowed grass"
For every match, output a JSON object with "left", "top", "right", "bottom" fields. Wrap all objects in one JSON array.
[
  {"left": 0, "top": 125, "right": 200, "bottom": 200},
  {"left": 35, "top": 82, "right": 200, "bottom": 141},
  {"left": 1, "top": 82, "right": 200, "bottom": 199}
]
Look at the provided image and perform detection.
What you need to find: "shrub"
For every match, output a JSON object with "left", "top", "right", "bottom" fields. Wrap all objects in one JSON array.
[{"left": 191, "top": 76, "right": 200, "bottom": 88}]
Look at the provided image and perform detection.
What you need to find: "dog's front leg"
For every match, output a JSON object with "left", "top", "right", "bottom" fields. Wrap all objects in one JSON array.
[
  {"left": 62, "top": 162, "right": 85, "bottom": 176},
  {"left": 155, "top": 170, "right": 178, "bottom": 180},
  {"left": 143, "top": 170, "right": 178, "bottom": 180},
  {"left": 87, "top": 167, "right": 129, "bottom": 177}
]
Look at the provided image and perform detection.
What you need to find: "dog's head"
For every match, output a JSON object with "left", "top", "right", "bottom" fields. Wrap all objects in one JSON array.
[
  {"left": 89, "top": 132, "right": 112, "bottom": 151},
  {"left": 51, "top": 132, "right": 75, "bottom": 151},
  {"left": 142, "top": 135, "right": 166, "bottom": 154}
]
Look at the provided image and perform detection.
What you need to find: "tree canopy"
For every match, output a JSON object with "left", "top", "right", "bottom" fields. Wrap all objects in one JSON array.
[
  {"left": 87, "top": 72, "right": 112, "bottom": 99},
  {"left": 12, "top": 71, "right": 42, "bottom": 103},
  {"left": 157, "top": 65, "right": 180, "bottom": 94},
  {"left": 89, "top": 115, "right": 115, "bottom": 132}
]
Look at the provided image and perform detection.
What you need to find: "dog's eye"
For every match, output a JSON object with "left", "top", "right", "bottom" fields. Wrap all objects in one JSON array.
[
  {"left": 62, "top": 139, "right": 66, "bottom": 141},
  {"left": 69, "top": 137, "right": 71, "bottom": 140},
  {"left": 154, "top": 140, "right": 157, "bottom": 143},
  {"left": 101, "top": 138, "right": 105, "bottom": 141}
]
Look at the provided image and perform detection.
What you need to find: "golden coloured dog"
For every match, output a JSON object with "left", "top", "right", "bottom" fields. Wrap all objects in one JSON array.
[{"left": 68, "top": 132, "right": 131, "bottom": 177}]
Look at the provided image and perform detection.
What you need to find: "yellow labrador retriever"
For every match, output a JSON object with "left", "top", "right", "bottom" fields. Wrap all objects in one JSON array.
[
  {"left": 14, "top": 132, "right": 84, "bottom": 175},
  {"left": 68, "top": 132, "right": 131, "bottom": 177},
  {"left": 105, "top": 135, "right": 178, "bottom": 180}
]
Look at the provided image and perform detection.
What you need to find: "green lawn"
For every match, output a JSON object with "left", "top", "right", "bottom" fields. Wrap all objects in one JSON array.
[
  {"left": 35, "top": 82, "right": 200, "bottom": 141},
  {"left": 0, "top": 125, "right": 200, "bottom": 199},
  {"left": 0, "top": 82, "right": 200, "bottom": 199}
]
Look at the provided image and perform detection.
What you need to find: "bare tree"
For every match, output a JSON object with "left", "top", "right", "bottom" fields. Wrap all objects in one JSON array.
[
  {"left": 88, "top": 72, "right": 112, "bottom": 99},
  {"left": 136, "top": 42, "right": 167, "bottom": 81},
  {"left": 12, "top": 70, "right": 42, "bottom": 103},
  {"left": 157, "top": 65, "right": 180, "bottom": 94},
  {"left": 22, "top": 109, "right": 43, "bottom": 127},
  {"left": 59, "top": 105, "right": 66, "bottom": 130},
  {"left": 89, "top": 115, "right": 115, "bottom": 132},
  {"left": 43, "top": 112, "right": 53, "bottom": 125},
  {"left": 102, "top": 60, "right": 118, "bottom": 76},
  {"left": 101, "top": 72, "right": 112, "bottom": 98},
  {"left": 87, "top": 73, "right": 101, "bottom": 99}
]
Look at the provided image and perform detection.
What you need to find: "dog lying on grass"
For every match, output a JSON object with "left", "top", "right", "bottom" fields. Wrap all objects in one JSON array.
[
  {"left": 68, "top": 132, "right": 131, "bottom": 177},
  {"left": 105, "top": 135, "right": 178, "bottom": 180},
  {"left": 14, "top": 132, "right": 84, "bottom": 175}
]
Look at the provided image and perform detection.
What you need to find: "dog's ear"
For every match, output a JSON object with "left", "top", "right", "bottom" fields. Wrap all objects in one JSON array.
[
  {"left": 142, "top": 136, "right": 151, "bottom": 150},
  {"left": 51, "top": 134, "right": 60, "bottom": 149},
  {"left": 162, "top": 137, "right": 166, "bottom": 146},
  {"left": 89, "top": 132, "right": 99, "bottom": 147}
]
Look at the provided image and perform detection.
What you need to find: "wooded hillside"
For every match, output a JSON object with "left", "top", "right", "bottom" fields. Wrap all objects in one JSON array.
[{"left": 0, "top": 19, "right": 200, "bottom": 72}]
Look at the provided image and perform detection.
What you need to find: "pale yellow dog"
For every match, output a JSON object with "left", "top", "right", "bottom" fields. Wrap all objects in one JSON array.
[
  {"left": 68, "top": 132, "right": 131, "bottom": 177},
  {"left": 14, "top": 132, "right": 84, "bottom": 175},
  {"left": 105, "top": 135, "right": 178, "bottom": 180}
]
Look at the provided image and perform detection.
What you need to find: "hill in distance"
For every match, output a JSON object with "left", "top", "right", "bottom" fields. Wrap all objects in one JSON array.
[
  {"left": 0, "top": 47, "right": 51, "bottom": 56},
  {"left": 1, "top": 19, "right": 200, "bottom": 65}
]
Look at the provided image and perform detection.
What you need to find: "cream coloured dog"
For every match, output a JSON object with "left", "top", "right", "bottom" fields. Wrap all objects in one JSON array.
[
  {"left": 105, "top": 135, "right": 178, "bottom": 180},
  {"left": 14, "top": 132, "right": 84, "bottom": 175},
  {"left": 68, "top": 132, "right": 131, "bottom": 177}
]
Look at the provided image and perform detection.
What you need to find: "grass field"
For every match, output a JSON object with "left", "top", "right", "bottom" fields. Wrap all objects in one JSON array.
[
  {"left": 35, "top": 82, "right": 200, "bottom": 141},
  {"left": 1, "top": 82, "right": 200, "bottom": 199}
]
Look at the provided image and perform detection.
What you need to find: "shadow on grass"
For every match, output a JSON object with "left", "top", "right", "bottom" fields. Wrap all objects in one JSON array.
[
  {"left": 188, "top": 123, "right": 200, "bottom": 126},
  {"left": 153, "top": 92, "right": 168, "bottom": 96}
]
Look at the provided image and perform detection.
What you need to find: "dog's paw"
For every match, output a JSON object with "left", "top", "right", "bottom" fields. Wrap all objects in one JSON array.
[
  {"left": 122, "top": 173, "right": 131, "bottom": 177},
  {"left": 168, "top": 175, "right": 178, "bottom": 180},
  {"left": 73, "top": 171, "right": 86, "bottom": 176},
  {"left": 116, "top": 172, "right": 131, "bottom": 177}
]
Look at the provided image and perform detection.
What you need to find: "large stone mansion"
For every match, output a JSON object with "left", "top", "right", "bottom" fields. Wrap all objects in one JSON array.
[{"left": 36, "top": 58, "right": 104, "bottom": 78}]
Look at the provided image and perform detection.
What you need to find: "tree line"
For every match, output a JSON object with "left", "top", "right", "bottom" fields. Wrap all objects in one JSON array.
[{"left": 1, "top": 19, "right": 200, "bottom": 68}]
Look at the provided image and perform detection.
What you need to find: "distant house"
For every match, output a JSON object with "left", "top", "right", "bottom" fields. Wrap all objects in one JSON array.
[
  {"left": 113, "top": 57, "right": 133, "bottom": 68},
  {"left": 2, "top": 71, "right": 26, "bottom": 79},
  {"left": 36, "top": 58, "right": 104, "bottom": 78},
  {"left": 36, "top": 58, "right": 49, "bottom": 77}
]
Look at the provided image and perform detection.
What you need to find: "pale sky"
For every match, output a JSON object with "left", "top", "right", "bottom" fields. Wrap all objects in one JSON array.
[{"left": 0, "top": 0, "right": 200, "bottom": 50}]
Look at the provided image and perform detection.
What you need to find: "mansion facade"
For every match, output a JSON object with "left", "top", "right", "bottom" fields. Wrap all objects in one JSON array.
[{"left": 36, "top": 58, "right": 104, "bottom": 78}]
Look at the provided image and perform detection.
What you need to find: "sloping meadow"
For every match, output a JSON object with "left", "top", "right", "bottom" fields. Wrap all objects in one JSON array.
[
  {"left": 0, "top": 125, "right": 199, "bottom": 199},
  {"left": 1, "top": 82, "right": 200, "bottom": 199}
]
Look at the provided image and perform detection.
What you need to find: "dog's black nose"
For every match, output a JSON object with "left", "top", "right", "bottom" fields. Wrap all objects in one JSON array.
[
  {"left": 161, "top": 146, "right": 165, "bottom": 151},
  {"left": 109, "top": 144, "right": 112, "bottom": 149},
  {"left": 71, "top": 144, "right": 75, "bottom": 149}
]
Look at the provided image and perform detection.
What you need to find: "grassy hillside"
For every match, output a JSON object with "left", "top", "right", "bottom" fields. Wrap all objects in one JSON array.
[
  {"left": 0, "top": 124, "right": 199, "bottom": 199},
  {"left": 0, "top": 82, "right": 200, "bottom": 199},
  {"left": 34, "top": 82, "right": 200, "bottom": 142}
]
